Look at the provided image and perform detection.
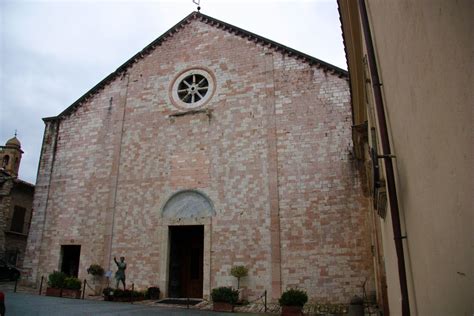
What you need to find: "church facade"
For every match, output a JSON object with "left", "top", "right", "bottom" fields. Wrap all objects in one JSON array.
[{"left": 24, "top": 12, "right": 373, "bottom": 302}]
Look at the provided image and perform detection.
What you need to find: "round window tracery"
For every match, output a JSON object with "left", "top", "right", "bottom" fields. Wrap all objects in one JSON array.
[
  {"left": 177, "top": 74, "right": 209, "bottom": 104},
  {"left": 170, "top": 68, "right": 215, "bottom": 109}
]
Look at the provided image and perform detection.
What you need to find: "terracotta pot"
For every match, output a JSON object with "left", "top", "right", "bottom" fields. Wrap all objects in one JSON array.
[
  {"left": 62, "top": 289, "right": 81, "bottom": 299},
  {"left": 45, "top": 287, "right": 81, "bottom": 299},
  {"left": 281, "top": 305, "right": 304, "bottom": 316},
  {"left": 104, "top": 295, "right": 113, "bottom": 301},
  {"left": 213, "top": 302, "right": 234, "bottom": 312},
  {"left": 45, "top": 287, "right": 62, "bottom": 297}
]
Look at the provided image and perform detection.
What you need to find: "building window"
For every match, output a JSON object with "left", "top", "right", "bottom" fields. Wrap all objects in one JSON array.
[
  {"left": 10, "top": 206, "right": 26, "bottom": 233},
  {"left": 178, "top": 73, "right": 209, "bottom": 104},
  {"left": 170, "top": 68, "right": 215, "bottom": 110},
  {"left": 2, "top": 155, "right": 9, "bottom": 168}
]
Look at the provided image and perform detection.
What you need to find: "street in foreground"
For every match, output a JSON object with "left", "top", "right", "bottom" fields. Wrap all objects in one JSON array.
[{"left": 5, "top": 292, "right": 264, "bottom": 316}]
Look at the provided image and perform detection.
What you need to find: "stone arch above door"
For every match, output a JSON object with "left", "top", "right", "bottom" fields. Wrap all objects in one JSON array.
[{"left": 162, "top": 190, "right": 215, "bottom": 219}]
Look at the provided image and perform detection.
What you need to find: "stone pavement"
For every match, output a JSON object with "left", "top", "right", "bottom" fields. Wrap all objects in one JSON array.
[
  {"left": 0, "top": 281, "right": 269, "bottom": 315},
  {"left": 4, "top": 292, "right": 267, "bottom": 316},
  {"left": 0, "top": 281, "right": 380, "bottom": 315}
]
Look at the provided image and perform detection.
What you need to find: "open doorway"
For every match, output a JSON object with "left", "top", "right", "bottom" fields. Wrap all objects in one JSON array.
[
  {"left": 60, "top": 245, "right": 81, "bottom": 277},
  {"left": 168, "top": 225, "right": 204, "bottom": 298}
]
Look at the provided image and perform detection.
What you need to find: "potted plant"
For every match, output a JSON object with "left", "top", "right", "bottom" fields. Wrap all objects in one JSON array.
[
  {"left": 102, "top": 287, "right": 146, "bottom": 302},
  {"left": 230, "top": 265, "right": 248, "bottom": 302},
  {"left": 103, "top": 287, "right": 114, "bottom": 301},
  {"left": 211, "top": 286, "right": 239, "bottom": 312},
  {"left": 87, "top": 263, "right": 105, "bottom": 295},
  {"left": 279, "top": 288, "right": 308, "bottom": 316},
  {"left": 131, "top": 290, "right": 146, "bottom": 302},
  {"left": 112, "top": 288, "right": 127, "bottom": 302},
  {"left": 87, "top": 264, "right": 104, "bottom": 277},
  {"left": 46, "top": 271, "right": 66, "bottom": 297},
  {"left": 230, "top": 265, "right": 248, "bottom": 289},
  {"left": 62, "top": 277, "right": 82, "bottom": 299},
  {"left": 146, "top": 286, "right": 160, "bottom": 300}
]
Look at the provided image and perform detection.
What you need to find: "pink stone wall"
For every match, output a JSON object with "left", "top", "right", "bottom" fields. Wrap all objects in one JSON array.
[{"left": 24, "top": 17, "right": 373, "bottom": 303}]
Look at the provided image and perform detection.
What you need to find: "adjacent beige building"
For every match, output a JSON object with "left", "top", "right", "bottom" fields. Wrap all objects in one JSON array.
[{"left": 338, "top": 1, "right": 473, "bottom": 315}]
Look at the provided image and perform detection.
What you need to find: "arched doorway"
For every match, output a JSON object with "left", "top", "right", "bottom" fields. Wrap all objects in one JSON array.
[{"left": 161, "top": 190, "right": 215, "bottom": 299}]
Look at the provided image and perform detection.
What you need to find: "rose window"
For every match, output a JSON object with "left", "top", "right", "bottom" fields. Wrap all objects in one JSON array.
[
  {"left": 177, "top": 74, "right": 209, "bottom": 104},
  {"left": 170, "top": 68, "right": 215, "bottom": 109}
]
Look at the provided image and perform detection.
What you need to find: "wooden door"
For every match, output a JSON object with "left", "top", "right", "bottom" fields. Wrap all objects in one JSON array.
[{"left": 168, "top": 226, "right": 203, "bottom": 298}]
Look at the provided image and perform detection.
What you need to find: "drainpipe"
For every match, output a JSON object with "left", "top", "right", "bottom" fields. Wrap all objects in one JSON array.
[{"left": 357, "top": 0, "right": 410, "bottom": 315}]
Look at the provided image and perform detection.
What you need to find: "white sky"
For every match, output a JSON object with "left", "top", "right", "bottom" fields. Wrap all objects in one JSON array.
[{"left": 0, "top": 0, "right": 347, "bottom": 184}]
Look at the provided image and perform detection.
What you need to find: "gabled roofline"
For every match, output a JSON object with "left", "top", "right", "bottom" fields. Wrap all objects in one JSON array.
[{"left": 45, "top": 11, "right": 348, "bottom": 122}]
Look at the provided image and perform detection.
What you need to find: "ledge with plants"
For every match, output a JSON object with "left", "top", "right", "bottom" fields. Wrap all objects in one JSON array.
[
  {"left": 146, "top": 286, "right": 161, "bottom": 300},
  {"left": 102, "top": 286, "right": 160, "bottom": 302},
  {"left": 279, "top": 288, "right": 308, "bottom": 316},
  {"left": 45, "top": 271, "right": 82, "bottom": 299},
  {"left": 211, "top": 286, "right": 239, "bottom": 312}
]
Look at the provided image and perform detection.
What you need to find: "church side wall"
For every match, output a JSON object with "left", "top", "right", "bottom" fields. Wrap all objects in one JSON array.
[
  {"left": 23, "top": 120, "right": 58, "bottom": 283},
  {"left": 273, "top": 57, "right": 373, "bottom": 302}
]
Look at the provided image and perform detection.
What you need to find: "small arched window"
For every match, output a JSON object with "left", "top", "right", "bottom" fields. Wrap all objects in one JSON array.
[{"left": 2, "top": 155, "right": 10, "bottom": 168}]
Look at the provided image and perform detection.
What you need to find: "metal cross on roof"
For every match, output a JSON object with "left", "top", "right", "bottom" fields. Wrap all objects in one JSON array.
[{"left": 192, "top": 0, "right": 201, "bottom": 12}]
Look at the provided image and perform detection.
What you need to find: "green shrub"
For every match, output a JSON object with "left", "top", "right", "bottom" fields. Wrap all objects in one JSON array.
[
  {"left": 64, "top": 277, "right": 82, "bottom": 290},
  {"left": 146, "top": 286, "right": 160, "bottom": 299},
  {"left": 211, "top": 286, "right": 239, "bottom": 304},
  {"left": 47, "top": 271, "right": 67, "bottom": 289},
  {"left": 230, "top": 265, "right": 248, "bottom": 289},
  {"left": 131, "top": 290, "right": 146, "bottom": 298},
  {"left": 86, "top": 264, "right": 105, "bottom": 276},
  {"left": 278, "top": 288, "right": 308, "bottom": 307},
  {"left": 114, "top": 289, "right": 126, "bottom": 297},
  {"left": 105, "top": 288, "right": 143, "bottom": 298},
  {"left": 102, "top": 287, "right": 114, "bottom": 296},
  {"left": 230, "top": 265, "right": 248, "bottom": 278}
]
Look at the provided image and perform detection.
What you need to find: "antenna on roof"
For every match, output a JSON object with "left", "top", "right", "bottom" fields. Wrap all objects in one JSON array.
[
  {"left": 14, "top": 129, "right": 17, "bottom": 137},
  {"left": 193, "top": 0, "right": 201, "bottom": 12}
]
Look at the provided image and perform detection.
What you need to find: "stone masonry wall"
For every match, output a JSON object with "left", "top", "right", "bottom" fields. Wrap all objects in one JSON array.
[
  {"left": 23, "top": 121, "right": 58, "bottom": 283},
  {"left": 25, "top": 16, "right": 373, "bottom": 302},
  {"left": 272, "top": 55, "right": 373, "bottom": 302}
]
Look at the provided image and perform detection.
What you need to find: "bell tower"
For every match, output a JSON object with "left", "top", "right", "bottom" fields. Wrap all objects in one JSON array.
[{"left": 0, "top": 135, "right": 23, "bottom": 177}]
